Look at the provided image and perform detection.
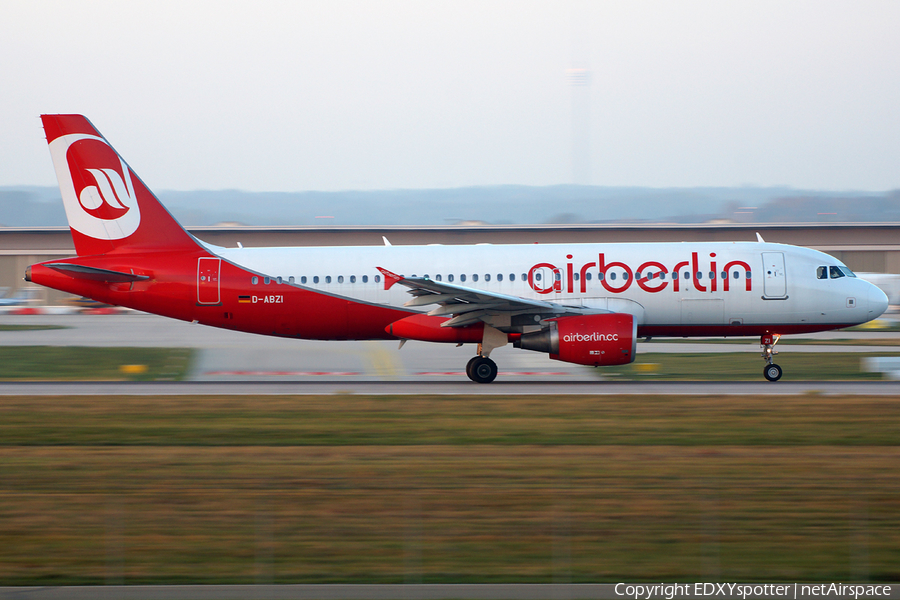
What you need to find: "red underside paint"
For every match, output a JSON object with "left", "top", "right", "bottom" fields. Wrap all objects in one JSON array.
[{"left": 386, "top": 313, "right": 484, "bottom": 343}]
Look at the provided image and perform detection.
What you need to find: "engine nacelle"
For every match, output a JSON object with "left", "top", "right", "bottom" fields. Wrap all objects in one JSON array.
[{"left": 514, "top": 313, "right": 636, "bottom": 366}]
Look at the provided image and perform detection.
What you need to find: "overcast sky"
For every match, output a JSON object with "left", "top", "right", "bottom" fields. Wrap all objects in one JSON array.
[{"left": 1, "top": 1, "right": 899, "bottom": 192}]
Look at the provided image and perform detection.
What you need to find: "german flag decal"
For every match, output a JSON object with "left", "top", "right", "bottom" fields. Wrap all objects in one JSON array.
[{"left": 238, "top": 295, "right": 251, "bottom": 303}]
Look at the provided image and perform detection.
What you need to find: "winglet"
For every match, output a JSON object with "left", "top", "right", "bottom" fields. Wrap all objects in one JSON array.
[{"left": 376, "top": 267, "right": 403, "bottom": 290}]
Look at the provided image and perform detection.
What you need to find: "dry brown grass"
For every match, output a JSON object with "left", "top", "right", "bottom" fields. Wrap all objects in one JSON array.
[{"left": 0, "top": 394, "right": 897, "bottom": 583}]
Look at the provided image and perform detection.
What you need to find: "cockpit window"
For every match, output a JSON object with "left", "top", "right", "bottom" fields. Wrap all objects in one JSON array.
[{"left": 819, "top": 265, "right": 858, "bottom": 280}]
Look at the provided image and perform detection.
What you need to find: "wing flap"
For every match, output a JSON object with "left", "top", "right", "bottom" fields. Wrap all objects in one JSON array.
[{"left": 377, "top": 267, "right": 589, "bottom": 329}]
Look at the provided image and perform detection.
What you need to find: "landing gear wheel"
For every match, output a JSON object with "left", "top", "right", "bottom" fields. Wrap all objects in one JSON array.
[
  {"left": 465, "top": 356, "right": 480, "bottom": 380},
  {"left": 468, "top": 356, "right": 498, "bottom": 384},
  {"left": 764, "top": 363, "right": 783, "bottom": 382}
]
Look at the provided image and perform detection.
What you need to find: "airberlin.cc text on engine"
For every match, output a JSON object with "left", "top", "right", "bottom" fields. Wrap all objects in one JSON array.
[{"left": 528, "top": 252, "right": 751, "bottom": 295}]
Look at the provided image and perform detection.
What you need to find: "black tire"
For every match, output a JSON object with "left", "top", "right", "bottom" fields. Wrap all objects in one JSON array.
[
  {"left": 764, "top": 363, "right": 783, "bottom": 382},
  {"left": 469, "top": 356, "right": 498, "bottom": 384},
  {"left": 465, "top": 356, "right": 480, "bottom": 381}
]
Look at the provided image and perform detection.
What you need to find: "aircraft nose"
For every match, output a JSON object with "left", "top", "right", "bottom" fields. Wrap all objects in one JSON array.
[{"left": 868, "top": 284, "right": 889, "bottom": 319}]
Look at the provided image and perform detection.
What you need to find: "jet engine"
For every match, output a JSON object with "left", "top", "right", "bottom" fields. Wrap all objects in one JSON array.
[{"left": 513, "top": 313, "right": 636, "bottom": 366}]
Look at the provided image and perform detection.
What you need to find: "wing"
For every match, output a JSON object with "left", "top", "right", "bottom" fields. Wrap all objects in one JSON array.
[{"left": 377, "top": 267, "right": 601, "bottom": 329}]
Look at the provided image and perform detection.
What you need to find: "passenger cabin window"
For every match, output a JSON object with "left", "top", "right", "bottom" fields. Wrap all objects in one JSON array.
[
  {"left": 362, "top": 275, "right": 368, "bottom": 283},
  {"left": 313, "top": 276, "right": 319, "bottom": 284},
  {"left": 251, "top": 276, "right": 258, "bottom": 285},
  {"left": 301, "top": 276, "right": 307, "bottom": 284}
]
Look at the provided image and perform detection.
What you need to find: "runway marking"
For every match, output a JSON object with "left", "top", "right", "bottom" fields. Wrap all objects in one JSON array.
[
  {"left": 417, "top": 371, "right": 572, "bottom": 376},
  {"left": 364, "top": 343, "right": 403, "bottom": 380},
  {"left": 205, "top": 370, "right": 362, "bottom": 376}
]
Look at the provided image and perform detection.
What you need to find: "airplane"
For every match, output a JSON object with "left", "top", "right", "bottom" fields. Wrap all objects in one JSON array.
[{"left": 25, "top": 114, "right": 889, "bottom": 382}]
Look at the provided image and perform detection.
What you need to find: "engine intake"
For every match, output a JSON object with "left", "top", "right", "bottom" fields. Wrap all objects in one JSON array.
[{"left": 514, "top": 313, "right": 636, "bottom": 366}]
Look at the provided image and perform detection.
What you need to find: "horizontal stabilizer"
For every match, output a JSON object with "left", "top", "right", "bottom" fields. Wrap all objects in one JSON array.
[{"left": 44, "top": 263, "right": 150, "bottom": 283}]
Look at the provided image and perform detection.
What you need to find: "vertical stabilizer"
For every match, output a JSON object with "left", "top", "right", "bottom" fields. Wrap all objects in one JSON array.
[{"left": 41, "top": 114, "right": 200, "bottom": 256}]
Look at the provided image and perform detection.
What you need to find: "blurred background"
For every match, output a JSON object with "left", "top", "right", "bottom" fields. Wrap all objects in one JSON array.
[{"left": 1, "top": 0, "right": 899, "bottom": 587}]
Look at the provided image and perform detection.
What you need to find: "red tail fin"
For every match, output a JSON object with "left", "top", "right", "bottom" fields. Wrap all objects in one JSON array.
[{"left": 41, "top": 114, "right": 200, "bottom": 256}]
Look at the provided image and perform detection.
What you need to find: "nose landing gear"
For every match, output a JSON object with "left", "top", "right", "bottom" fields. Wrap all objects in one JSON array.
[{"left": 761, "top": 333, "right": 782, "bottom": 381}]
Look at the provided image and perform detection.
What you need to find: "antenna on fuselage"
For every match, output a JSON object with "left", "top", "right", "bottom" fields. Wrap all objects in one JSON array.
[{"left": 756, "top": 232, "right": 765, "bottom": 243}]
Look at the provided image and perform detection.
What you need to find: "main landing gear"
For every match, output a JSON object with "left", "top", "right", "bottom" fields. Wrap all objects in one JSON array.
[
  {"left": 466, "top": 355, "right": 498, "bottom": 384},
  {"left": 464, "top": 325, "right": 506, "bottom": 384},
  {"left": 761, "top": 333, "right": 782, "bottom": 382}
]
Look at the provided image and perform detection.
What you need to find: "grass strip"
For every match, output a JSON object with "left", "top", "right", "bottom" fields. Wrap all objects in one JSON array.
[
  {"left": 0, "top": 394, "right": 897, "bottom": 447},
  {"left": 0, "top": 346, "right": 193, "bottom": 381},
  {"left": 0, "top": 394, "right": 897, "bottom": 584},
  {"left": 0, "top": 324, "right": 68, "bottom": 331}
]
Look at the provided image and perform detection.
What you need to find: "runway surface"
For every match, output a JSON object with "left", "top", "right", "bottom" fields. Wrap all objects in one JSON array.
[
  {"left": 2, "top": 312, "right": 899, "bottom": 392},
  {"left": 3, "top": 379, "right": 900, "bottom": 395}
]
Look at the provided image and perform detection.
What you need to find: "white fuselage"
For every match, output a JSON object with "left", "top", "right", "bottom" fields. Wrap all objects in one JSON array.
[{"left": 209, "top": 240, "right": 888, "bottom": 335}]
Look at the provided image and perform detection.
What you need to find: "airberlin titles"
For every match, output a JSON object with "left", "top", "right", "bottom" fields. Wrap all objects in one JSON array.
[{"left": 528, "top": 252, "right": 752, "bottom": 295}]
